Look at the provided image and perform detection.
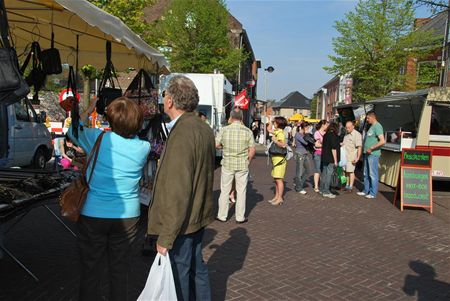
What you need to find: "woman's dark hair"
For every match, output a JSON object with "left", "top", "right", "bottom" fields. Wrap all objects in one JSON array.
[
  {"left": 273, "top": 116, "right": 287, "bottom": 129},
  {"left": 316, "top": 119, "right": 328, "bottom": 130},
  {"left": 297, "top": 121, "right": 310, "bottom": 133},
  {"left": 107, "top": 97, "right": 144, "bottom": 138},
  {"left": 300, "top": 121, "right": 310, "bottom": 130},
  {"left": 327, "top": 122, "right": 339, "bottom": 134}
]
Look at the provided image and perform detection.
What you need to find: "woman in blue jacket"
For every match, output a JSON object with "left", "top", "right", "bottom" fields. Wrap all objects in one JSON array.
[{"left": 68, "top": 97, "right": 150, "bottom": 301}]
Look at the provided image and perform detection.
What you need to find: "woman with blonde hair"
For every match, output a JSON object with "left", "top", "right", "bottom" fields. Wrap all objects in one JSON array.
[{"left": 269, "top": 116, "right": 288, "bottom": 205}]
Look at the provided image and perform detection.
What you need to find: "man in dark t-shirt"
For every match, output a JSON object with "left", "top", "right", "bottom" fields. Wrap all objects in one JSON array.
[{"left": 320, "top": 122, "right": 341, "bottom": 198}]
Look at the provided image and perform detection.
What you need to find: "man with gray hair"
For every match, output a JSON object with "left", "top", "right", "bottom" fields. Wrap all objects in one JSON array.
[
  {"left": 147, "top": 75, "right": 215, "bottom": 300},
  {"left": 216, "top": 108, "right": 256, "bottom": 223}
]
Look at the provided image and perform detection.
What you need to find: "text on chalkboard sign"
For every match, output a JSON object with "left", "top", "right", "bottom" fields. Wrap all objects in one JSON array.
[{"left": 402, "top": 149, "right": 432, "bottom": 167}]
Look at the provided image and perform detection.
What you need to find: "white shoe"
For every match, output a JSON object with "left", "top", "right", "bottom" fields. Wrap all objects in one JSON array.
[
  {"left": 299, "top": 190, "right": 307, "bottom": 195},
  {"left": 229, "top": 198, "right": 236, "bottom": 204},
  {"left": 365, "top": 194, "right": 375, "bottom": 199},
  {"left": 322, "top": 193, "right": 336, "bottom": 199},
  {"left": 356, "top": 192, "right": 366, "bottom": 196}
]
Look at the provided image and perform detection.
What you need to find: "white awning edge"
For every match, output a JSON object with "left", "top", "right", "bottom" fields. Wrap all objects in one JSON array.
[{"left": 56, "top": 0, "right": 169, "bottom": 70}]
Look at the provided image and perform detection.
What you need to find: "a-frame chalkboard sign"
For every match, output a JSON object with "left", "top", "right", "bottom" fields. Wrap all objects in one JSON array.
[{"left": 394, "top": 148, "right": 433, "bottom": 213}]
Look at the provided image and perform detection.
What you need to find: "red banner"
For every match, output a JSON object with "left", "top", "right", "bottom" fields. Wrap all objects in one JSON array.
[{"left": 235, "top": 89, "right": 249, "bottom": 110}]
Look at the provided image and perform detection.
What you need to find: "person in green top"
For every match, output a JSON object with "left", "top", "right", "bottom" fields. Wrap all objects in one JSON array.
[{"left": 357, "top": 111, "right": 385, "bottom": 199}]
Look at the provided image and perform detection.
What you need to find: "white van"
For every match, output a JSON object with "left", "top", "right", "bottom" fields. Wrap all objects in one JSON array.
[
  {"left": 159, "top": 73, "right": 234, "bottom": 135},
  {"left": 0, "top": 98, "right": 53, "bottom": 169}
]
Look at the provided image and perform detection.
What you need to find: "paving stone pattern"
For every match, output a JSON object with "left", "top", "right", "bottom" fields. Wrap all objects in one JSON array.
[{"left": 0, "top": 151, "right": 449, "bottom": 300}]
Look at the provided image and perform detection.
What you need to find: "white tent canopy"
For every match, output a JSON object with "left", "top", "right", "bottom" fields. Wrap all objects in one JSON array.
[{"left": 6, "top": 0, "right": 169, "bottom": 73}]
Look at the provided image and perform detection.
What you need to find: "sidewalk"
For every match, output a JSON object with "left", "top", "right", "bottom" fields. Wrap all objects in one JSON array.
[{"left": 0, "top": 149, "right": 449, "bottom": 300}]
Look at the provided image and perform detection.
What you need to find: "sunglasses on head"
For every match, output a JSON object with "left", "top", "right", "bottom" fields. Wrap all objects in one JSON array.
[{"left": 162, "top": 90, "right": 166, "bottom": 98}]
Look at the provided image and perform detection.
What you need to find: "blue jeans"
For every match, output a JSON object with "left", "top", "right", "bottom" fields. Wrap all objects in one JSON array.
[
  {"left": 294, "top": 153, "right": 308, "bottom": 191},
  {"left": 363, "top": 154, "right": 380, "bottom": 197},
  {"left": 320, "top": 163, "right": 334, "bottom": 194},
  {"left": 313, "top": 153, "right": 321, "bottom": 173},
  {"left": 169, "top": 228, "right": 211, "bottom": 301}
]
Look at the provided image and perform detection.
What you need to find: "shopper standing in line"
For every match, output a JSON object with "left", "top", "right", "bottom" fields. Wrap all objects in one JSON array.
[
  {"left": 357, "top": 111, "right": 385, "bottom": 199},
  {"left": 320, "top": 122, "right": 340, "bottom": 199},
  {"left": 313, "top": 120, "right": 329, "bottom": 192}
]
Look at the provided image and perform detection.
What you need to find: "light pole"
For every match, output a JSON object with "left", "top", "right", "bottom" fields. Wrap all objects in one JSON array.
[{"left": 263, "top": 66, "right": 274, "bottom": 145}]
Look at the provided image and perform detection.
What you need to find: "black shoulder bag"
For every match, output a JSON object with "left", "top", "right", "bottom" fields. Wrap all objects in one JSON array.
[
  {"left": 21, "top": 42, "right": 46, "bottom": 93},
  {"left": 96, "top": 41, "right": 122, "bottom": 115},
  {"left": 0, "top": 0, "right": 30, "bottom": 105},
  {"left": 41, "top": 32, "right": 62, "bottom": 75}
]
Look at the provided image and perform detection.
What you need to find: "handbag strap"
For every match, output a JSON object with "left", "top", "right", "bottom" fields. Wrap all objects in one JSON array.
[
  {"left": 67, "top": 65, "right": 77, "bottom": 93},
  {"left": 0, "top": 0, "right": 10, "bottom": 49},
  {"left": 84, "top": 131, "right": 106, "bottom": 185},
  {"left": 31, "top": 42, "right": 42, "bottom": 69},
  {"left": 98, "top": 41, "right": 121, "bottom": 91},
  {"left": 51, "top": 32, "right": 55, "bottom": 49},
  {"left": 20, "top": 45, "right": 32, "bottom": 74}
]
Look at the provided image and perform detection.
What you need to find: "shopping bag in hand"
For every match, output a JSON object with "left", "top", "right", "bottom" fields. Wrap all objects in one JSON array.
[
  {"left": 137, "top": 253, "right": 177, "bottom": 301},
  {"left": 331, "top": 166, "right": 341, "bottom": 189}
]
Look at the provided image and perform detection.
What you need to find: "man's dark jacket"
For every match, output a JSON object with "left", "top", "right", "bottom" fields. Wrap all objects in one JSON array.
[{"left": 147, "top": 112, "right": 215, "bottom": 249}]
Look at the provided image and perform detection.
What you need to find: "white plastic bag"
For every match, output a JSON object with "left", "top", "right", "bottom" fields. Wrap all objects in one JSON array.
[
  {"left": 285, "top": 145, "right": 294, "bottom": 161},
  {"left": 339, "top": 146, "right": 347, "bottom": 167},
  {"left": 137, "top": 253, "right": 178, "bottom": 301}
]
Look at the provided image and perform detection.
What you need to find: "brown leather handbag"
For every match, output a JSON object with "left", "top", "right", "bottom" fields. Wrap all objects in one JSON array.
[{"left": 59, "top": 131, "right": 105, "bottom": 222}]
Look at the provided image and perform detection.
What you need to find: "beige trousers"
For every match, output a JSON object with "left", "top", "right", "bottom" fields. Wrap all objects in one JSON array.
[{"left": 217, "top": 167, "right": 249, "bottom": 222}]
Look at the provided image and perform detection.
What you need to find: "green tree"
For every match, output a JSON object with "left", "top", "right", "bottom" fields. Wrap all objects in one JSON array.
[
  {"left": 147, "top": 0, "right": 247, "bottom": 78},
  {"left": 325, "top": 0, "right": 441, "bottom": 101},
  {"left": 87, "top": 0, "right": 154, "bottom": 37},
  {"left": 310, "top": 95, "right": 318, "bottom": 119}
]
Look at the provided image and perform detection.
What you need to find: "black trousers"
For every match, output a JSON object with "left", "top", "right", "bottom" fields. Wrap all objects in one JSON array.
[{"left": 77, "top": 215, "right": 139, "bottom": 301}]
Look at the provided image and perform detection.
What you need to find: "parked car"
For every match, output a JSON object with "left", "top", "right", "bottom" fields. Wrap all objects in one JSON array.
[{"left": 0, "top": 98, "right": 53, "bottom": 169}]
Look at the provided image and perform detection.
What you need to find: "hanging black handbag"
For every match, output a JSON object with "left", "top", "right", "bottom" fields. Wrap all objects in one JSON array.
[
  {"left": 97, "top": 41, "right": 122, "bottom": 115},
  {"left": 269, "top": 142, "right": 288, "bottom": 156},
  {"left": 0, "top": 1, "right": 30, "bottom": 105},
  {"left": 41, "top": 32, "right": 62, "bottom": 75},
  {"left": 22, "top": 42, "right": 47, "bottom": 91},
  {"left": 125, "top": 69, "right": 158, "bottom": 119}
]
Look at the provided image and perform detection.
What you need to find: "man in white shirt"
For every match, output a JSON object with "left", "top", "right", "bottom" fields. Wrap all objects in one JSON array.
[{"left": 343, "top": 120, "right": 362, "bottom": 192}]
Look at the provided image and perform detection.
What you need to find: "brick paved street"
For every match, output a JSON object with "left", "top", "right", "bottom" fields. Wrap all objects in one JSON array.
[{"left": 1, "top": 149, "right": 449, "bottom": 300}]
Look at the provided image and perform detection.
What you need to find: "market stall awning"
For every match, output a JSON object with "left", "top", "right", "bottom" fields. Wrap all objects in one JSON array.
[
  {"left": 304, "top": 118, "right": 320, "bottom": 123},
  {"left": 5, "top": 0, "right": 169, "bottom": 73},
  {"left": 288, "top": 113, "right": 303, "bottom": 122}
]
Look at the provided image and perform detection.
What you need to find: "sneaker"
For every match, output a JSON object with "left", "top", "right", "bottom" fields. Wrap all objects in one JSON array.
[
  {"left": 322, "top": 193, "right": 336, "bottom": 199},
  {"left": 365, "top": 194, "right": 375, "bottom": 199},
  {"left": 236, "top": 218, "right": 248, "bottom": 224},
  {"left": 356, "top": 192, "right": 366, "bottom": 196},
  {"left": 314, "top": 188, "right": 320, "bottom": 193},
  {"left": 298, "top": 190, "right": 307, "bottom": 195}
]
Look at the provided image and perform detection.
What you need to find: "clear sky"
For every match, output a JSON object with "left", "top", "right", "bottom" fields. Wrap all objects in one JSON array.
[{"left": 226, "top": 0, "right": 432, "bottom": 101}]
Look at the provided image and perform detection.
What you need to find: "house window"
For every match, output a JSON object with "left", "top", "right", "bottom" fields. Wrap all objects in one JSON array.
[
  {"left": 430, "top": 104, "right": 450, "bottom": 136},
  {"left": 417, "top": 61, "right": 439, "bottom": 85}
]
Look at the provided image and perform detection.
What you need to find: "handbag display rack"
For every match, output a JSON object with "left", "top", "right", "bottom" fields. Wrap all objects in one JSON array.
[{"left": 96, "top": 41, "right": 122, "bottom": 115}]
